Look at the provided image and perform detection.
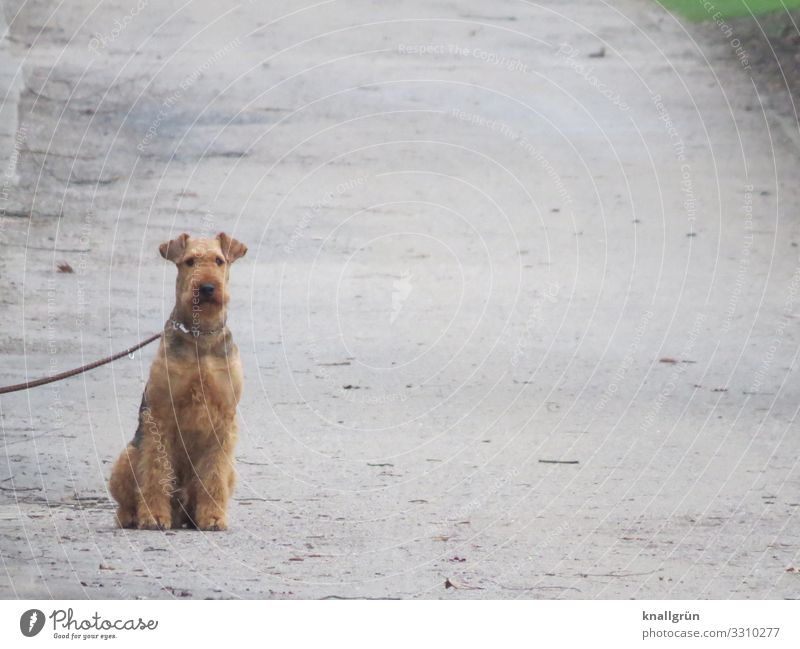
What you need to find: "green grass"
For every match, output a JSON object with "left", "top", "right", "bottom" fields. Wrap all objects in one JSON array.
[{"left": 657, "top": 0, "right": 800, "bottom": 21}]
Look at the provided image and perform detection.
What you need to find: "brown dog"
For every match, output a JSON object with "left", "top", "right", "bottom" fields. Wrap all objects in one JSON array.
[{"left": 109, "top": 232, "right": 247, "bottom": 530}]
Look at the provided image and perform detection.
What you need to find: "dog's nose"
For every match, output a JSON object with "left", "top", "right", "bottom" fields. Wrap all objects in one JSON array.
[{"left": 199, "top": 283, "right": 215, "bottom": 297}]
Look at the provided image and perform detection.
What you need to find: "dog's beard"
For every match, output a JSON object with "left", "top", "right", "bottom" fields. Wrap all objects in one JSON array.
[
  {"left": 191, "top": 302, "right": 224, "bottom": 320},
  {"left": 179, "top": 291, "right": 226, "bottom": 331},
  {"left": 197, "top": 293, "right": 221, "bottom": 306}
]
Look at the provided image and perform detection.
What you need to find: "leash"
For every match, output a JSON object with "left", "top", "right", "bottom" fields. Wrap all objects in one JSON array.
[{"left": 0, "top": 333, "right": 162, "bottom": 395}]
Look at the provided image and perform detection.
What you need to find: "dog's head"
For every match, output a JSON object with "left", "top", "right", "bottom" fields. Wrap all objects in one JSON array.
[{"left": 159, "top": 232, "right": 247, "bottom": 331}]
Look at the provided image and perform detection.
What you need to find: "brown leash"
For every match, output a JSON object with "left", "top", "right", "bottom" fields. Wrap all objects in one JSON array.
[{"left": 0, "top": 333, "right": 162, "bottom": 395}]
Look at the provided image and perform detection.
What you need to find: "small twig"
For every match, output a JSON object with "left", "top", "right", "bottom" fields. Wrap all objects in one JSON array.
[
  {"left": 539, "top": 459, "right": 579, "bottom": 465},
  {"left": 491, "top": 582, "right": 581, "bottom": 592},
  {"left": 579, "top": 570, "right": 659, "bottom": 578},
  {"left": 321, "top": 595, "right": 401, "bottom": 600},
  {"left": 25, "top": 246, "right": 90, "bottom": 253}
]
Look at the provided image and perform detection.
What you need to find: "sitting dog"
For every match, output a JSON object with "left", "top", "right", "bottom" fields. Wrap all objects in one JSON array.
[{"left": 109, "top": 232, "right": 247, "bottom": 530}]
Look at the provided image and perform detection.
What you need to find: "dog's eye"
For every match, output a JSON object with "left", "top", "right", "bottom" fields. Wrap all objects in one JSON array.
[
  {"left": 216, "top": 257, "right": 225, "bottom": 266},
  {"left": 185, "top": 258, "right": 195, "bottom": 267}
]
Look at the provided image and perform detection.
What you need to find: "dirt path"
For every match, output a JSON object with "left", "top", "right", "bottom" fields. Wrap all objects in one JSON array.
[{"left": 1, "top": 0, "right": 799, "bottom": 599}]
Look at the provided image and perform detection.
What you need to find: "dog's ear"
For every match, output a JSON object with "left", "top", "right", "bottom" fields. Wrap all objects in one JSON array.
[
  {"left": 217, "top": 232, "right": 248, "bottom": 263},
  {"left": 159, "top": 233, "right": 190, "bottom": 263}
]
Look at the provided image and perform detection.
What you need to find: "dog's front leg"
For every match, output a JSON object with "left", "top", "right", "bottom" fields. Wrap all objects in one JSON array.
[
  {"left": 193, "top": 439, "right": 235, "bottom": 531},
  {"left": 135, "top": 409, "right": 175, "bottom": 530}
]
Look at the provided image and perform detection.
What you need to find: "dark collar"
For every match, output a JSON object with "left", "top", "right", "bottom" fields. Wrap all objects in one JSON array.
[{"left": 169, "top": 319, "right": 225, "bottom": 337}]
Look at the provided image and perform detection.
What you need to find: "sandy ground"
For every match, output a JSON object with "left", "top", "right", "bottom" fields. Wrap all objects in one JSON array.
[{"left": 1, "top": 0, "right": 799, "bottom": 599}]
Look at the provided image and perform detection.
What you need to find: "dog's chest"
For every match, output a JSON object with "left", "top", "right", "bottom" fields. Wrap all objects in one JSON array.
[{"left": 163, "top": 354, "right": 242, "bottom": 427}]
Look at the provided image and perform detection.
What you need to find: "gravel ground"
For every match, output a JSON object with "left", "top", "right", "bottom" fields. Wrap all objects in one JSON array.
[{"left": 1, "top": 0, "right": 800, "bottom": 599}]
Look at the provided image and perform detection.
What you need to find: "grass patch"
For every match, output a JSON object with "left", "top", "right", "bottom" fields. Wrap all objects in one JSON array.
[{"left": 657, "top": 0, "right": 800, "bottom": 21}]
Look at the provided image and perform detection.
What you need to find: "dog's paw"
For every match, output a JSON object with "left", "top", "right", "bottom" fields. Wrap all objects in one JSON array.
[
  {"left": 115, "top": 508, "right": 137, "bottom": 529},
  {"left": 137, "top": 513, "right": 171, "bottom": 530},
  {"left": 197, "top": 517, "right": 227, "bottom": 531}
]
